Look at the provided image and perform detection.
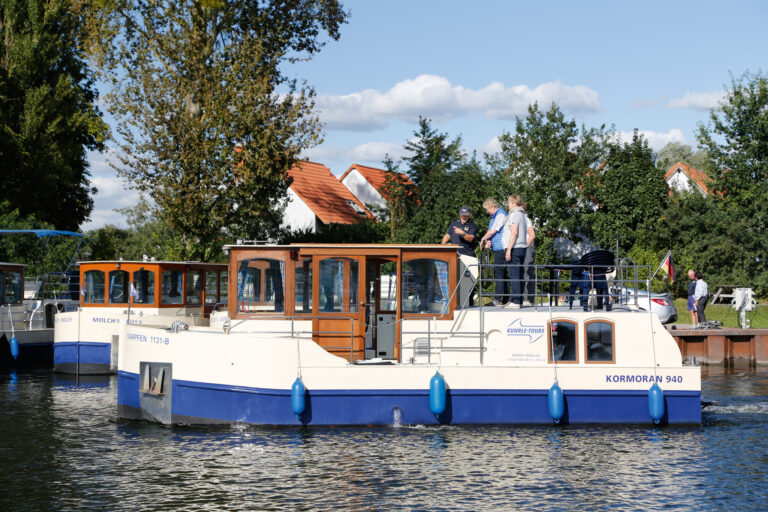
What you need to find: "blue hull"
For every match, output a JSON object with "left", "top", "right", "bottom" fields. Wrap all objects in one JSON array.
[
  {"left": 118, "top": 371, "right": 702, "bottom": 426},
  {"left": 54, "top": 341, "right": 112, "bottom": 374}
]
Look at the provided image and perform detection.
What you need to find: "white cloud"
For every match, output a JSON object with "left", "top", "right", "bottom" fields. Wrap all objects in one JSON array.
[
  {"left": 303, "top": 141, "right": 409, "bottom": 171},
  {"left": 613, "top": 129, "right": 688, "bottom": 151},
  {"left": 316, "top": 74, "right": 600, "bottom": 131},
  {"left": 667, "top": 91, "right": 725, "bottom": 110},
  {"left": 480, "top": 136, "right": 502, "bottom": 155},
  {"left": 83, "top": 149, "right": 141, "bottom": 230}
]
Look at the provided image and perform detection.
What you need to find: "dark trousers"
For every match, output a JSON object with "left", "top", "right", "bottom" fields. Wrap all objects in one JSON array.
[
  {"left": 698, "top": 296, "right": 708, "bottom": 323},
  {"left": 523, "top": 245, "right": 535, "bottom": 303},
  {"left": 493, "top": 250, "right": 509, "bottom": 303},
  {"left": 508, "top": 247, "right": 527, "bottom": 305}
]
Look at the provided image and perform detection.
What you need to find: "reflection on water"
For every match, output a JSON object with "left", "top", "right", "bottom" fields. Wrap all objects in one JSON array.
[{"left": 1, "top": 369, "right": 767, "bottom": 510}]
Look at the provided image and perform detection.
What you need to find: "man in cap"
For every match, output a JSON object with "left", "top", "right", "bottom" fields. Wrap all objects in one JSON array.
[{"left": 442, "top": 206, "right": 479, "bottom": 306}]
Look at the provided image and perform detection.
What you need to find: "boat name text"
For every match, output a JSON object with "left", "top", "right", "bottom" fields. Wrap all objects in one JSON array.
[
  {"left": 606, "top": 374, "right": 684, "bottom": 384},
  {"left": 127, "top": 333, "right": 169, "bottom": 345}
]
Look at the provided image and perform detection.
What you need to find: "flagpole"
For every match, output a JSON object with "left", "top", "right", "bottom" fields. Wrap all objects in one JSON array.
[{"left": 650, "top": 250, "right": 672, "bottom": 282}]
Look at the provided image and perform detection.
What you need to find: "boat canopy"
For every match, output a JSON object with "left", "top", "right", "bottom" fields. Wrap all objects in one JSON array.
[{"left": 0, "top": 229, "right": 83, "bottom": 238}]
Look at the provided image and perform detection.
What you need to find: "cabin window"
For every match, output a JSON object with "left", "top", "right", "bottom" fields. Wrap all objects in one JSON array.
[
  {"left": 161, "top": 270, "right": 184, "bottom": 304},
  {"left": 585, "top": 320, "right": 615, "bottom": 363},
  {"left": 84, "top": 270, "right": 105, "bottom": 303},
  {"left": 186, "top": 270, "right": 202, "bottom": 305},
  {"left": 132, "top": 270, "right": 155, "bottom": 304},
  {"left": 548, "top": 320, "right": 578, "bottom": 363},
  {"left": 319, "top": 258, "right": 358, "bottom": 313},
  {"left": 108, "top": 270, "right": 130, "bottom": 304},
  {"left": 4, "top": 271, "right": 22, "bottom": 304},
  {"left": 401, "top": 259, "right": 449, "bottom": 313},
  {"left": 294, "top": 259, "right": 313, "bottom": 313},
  {"left": 220, "top": 271, "right": 228, "bottom": 303},
  {"left": 204, "top": 271, "right": 219, "bottom": 304},
  {"left": 237, "top": 258, "right": 285, "bottom": 312}
]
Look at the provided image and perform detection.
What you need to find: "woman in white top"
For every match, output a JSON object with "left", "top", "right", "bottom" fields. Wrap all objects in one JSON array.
[{"left": 502, "top": 194, "right": 528, "bottom": 308}]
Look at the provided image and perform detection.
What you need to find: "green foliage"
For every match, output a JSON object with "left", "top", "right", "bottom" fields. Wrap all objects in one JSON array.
[
  {"left": 656, "top": 142, "right": 714, "bottom": 173},
  {"left": 394, "top": 118, "right": 489, "bottom": 245},
  {"left": 0, "top": 200, "right": 83, "bottom": 277},
  {"left": 81, "top": 196, "right": 224, "bottom": 262},
  {"left": 583, "top": 130, "right": 669, "bottom": 254},
  {"left": 78, "top": 0, "right": 347, "bottom": 259},
  {"left": 0, "top": 0, "right": 108, "bottom": 230},
  {"left": 486, "top": 103, "right": 609, "bottom": 264},
  {"left": 278, "top": 218, "right": 387, "bottom": 245}
]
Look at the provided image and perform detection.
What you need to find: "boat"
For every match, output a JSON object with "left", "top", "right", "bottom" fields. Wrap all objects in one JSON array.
[
  {"left": 116, "top": 243, "right": 701, "bottom": 426},
  {"left": 54, "top": 258, "right": 228, "bottom": 375},
  {"left": 0, "top": 230, "right": 83, "bottom": 366}
]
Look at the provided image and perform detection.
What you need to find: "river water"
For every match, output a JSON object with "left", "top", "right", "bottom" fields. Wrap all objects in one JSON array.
[{"left": 1, "top": 367, "right": 767, "bottom": 511}]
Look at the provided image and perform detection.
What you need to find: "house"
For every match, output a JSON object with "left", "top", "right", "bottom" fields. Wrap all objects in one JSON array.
[
  {"left": 665, "top": 161, "right": 712, "bottom": 195},
  {"left": 283, "top": 161, "right": 374, "bottom": 233},
  {"left": 339, "top": 163, "right": 415, "bottom": 216}
]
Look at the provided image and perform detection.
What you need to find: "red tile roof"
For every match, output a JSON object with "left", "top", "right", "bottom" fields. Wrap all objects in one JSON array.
[
  {"left": 339, "top": 164, "right": 415, "bottom": 202},
  {"left": 287, "top": 161, "right": 374, "bottom": 225},
  {"left": 664, "top": 161, "right": 712, "bottom": 195}
]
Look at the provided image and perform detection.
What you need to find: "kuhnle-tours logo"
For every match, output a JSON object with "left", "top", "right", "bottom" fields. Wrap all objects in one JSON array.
[{"left": 505, "top": 318, "right": 545, "bottom": 343}]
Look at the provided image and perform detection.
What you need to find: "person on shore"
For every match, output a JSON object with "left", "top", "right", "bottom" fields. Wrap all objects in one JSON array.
[
  {"left": 442, "top": 206, "right": 478, "bottom": 306},
  {"left": 687, "top": 269, "right": 698, "bottom": 325},
  {"left": 479, "top": 198, "right": 508, "bottom": 306},
  {"left": 694, "top": 272, "right": 708, "bottom": 325},
  {"left": 522, "top": 203, "right": 536, "bottom": 307},
  {"left": 502, "top": 194, "right": 528, "bottom": 308}
]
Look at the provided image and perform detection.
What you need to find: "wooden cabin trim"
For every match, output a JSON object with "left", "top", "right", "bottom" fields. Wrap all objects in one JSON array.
[
  {"left": 583, "top": 318, "right": 617, "bottom": 364},
  {"left": 547, "top": 318, "right": 580, "bottom": 364},
  {"left": 80, "top": 261, "right": 226, "bottom": 309}
]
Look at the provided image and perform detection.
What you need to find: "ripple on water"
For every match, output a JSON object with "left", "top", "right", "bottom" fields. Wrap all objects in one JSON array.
[{"left": 1, "top": 371, "right": 768, "bottom": 510}]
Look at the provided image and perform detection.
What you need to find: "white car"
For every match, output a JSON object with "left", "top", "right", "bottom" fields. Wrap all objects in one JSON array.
[{"left": 612, "top": 287, "right": 678, "bottom": 324}]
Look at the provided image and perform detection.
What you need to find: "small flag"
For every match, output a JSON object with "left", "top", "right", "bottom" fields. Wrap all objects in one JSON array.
[
  {"left": 661, "top": 252, "right": 674, "bottom": 281},
  {"left": 130, "top": 282, "right": 140, "bottom": 301}
]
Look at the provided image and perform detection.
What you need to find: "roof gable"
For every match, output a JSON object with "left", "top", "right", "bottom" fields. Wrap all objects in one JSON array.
[
  {"left": 287, "top": 161, "right": 374, "bottom": 225},
  {"left": 664, "top": 161, "right": 711, "bottom": 195},
  {"left": 340, "top": 164, "right": 415, "bottom": 202}
]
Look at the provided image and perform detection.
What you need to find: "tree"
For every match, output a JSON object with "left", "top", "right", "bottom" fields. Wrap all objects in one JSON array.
[
  {"left": 583, "top": 131, "right": 669, "bottom": 254},
  {"left": 0, "top": 0, "right": 108, "bottom": 230},
  {"left": 696, "top": 70, "right": 768, "bottom": 289},
  {"left": 486, "top": 103, "right": 608, "bottom": 261},
  {"left": 395, "top": 118, "right": 486, "bottom": 244},
  {"left": 378, "top": 156, "right": 418, "bottom": 241},
  {"left": 79, "top": 0, "right": 347, "bottom": 258},
  {"left": 656, "top": 141, "right": 713, "bottom": 173}
]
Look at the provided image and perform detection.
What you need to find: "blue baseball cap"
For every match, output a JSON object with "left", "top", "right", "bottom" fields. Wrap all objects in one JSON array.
[{"left": 459, "top": 206, "right": 471, "bottom": 216}]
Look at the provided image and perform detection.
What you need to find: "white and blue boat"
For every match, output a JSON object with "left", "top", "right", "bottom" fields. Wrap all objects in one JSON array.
[
  {"left": 117, "top": 243, "right": 701, "bottom": 426},
  {"left": 1, "top": 230, "right": 83, "bottom": 366},
  {"left": 54, "top": 258, "right": 228, "bottom": 374}
]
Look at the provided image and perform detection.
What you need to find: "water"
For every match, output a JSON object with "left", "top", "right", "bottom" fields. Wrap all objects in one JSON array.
[{"left": 1, "top": 368, "right": 767, "bottom": 511}]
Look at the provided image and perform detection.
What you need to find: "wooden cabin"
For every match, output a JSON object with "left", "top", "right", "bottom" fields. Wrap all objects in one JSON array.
[
  {"left": 80, "top": 261, "right": 228, "bottom": 317},
  {"left": 226, "top": 244, "right": 460, "bottom": 362}
]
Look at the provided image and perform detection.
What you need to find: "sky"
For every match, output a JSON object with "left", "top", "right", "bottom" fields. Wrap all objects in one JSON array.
[{"left": 82, "top": 0, "right": 768, "bottom": 230}]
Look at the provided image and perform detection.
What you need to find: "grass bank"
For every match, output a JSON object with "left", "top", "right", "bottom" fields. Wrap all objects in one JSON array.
[{"left": 671, "top": 298, "right": 768, "bottom": 328}]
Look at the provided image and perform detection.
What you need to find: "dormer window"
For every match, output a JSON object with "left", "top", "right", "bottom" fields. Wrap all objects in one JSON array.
[{"left": 346, "top": 200, "right": 367, "bottom": 216}]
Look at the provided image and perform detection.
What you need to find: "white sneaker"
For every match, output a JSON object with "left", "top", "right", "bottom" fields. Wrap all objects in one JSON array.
[
  {"left": 522, "top": 300, "right": 533, "bottom": 307},
  {"left": 491, "top": 299, "right": 504, "bottom": 307},
  {"left": 504, "top": 302, "right": 522, "bottom": 309}
]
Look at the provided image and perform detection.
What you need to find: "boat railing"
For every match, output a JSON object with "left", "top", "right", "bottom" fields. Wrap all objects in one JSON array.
[
  {"left": 26, "top": 271, "right": 80, "bottom": 302},
  {"left": 398, "top": 255, "right": 656, "bottom": 364},
  {"left": 225, "top": 314, "right": 358, "bottom": 362}
]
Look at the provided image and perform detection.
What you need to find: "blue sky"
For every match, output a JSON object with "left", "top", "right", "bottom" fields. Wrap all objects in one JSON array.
[{"left": 84, "top": 0, "right": 768, "bottom": 229}]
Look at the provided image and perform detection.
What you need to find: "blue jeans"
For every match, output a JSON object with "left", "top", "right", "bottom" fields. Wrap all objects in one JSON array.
[
  {"left": 508, "top": 247, "right": 527, "bottom": 304},
  {"left": 493, "top": 250, "right": 509, "bottom": 302}
]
